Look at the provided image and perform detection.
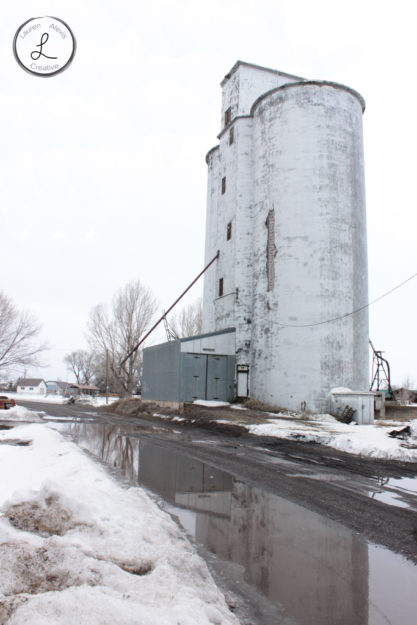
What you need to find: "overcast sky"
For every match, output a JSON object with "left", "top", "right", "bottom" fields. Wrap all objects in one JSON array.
[{"left": 1, "top": 0, "right": 416, "bottom": 386}]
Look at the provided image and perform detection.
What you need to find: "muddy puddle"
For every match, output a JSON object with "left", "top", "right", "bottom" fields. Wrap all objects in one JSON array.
[{"left": 63, "top": 421, "right": 417, "bottom": 625}]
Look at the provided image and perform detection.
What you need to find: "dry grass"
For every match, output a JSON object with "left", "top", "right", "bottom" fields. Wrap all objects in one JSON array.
[
  {"left": 243, "top": 398, "right": 287, "bottom": 413},
  {"left": 103, "top": 398, "right": 179, "bottom": 417},
  {"left": 105, "top": 397, "right": 300, "bottom": 427},
  {"left": 4, "top": 494, "right": 78, "bottom": 537}
]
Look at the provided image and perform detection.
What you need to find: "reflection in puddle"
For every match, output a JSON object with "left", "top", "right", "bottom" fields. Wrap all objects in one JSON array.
[
  {"left": 370, "top": 476, "right": 417, "bottom": 511},
  {"left": 66, "top": 422, "right": 417, "bottom": 625},
  {"left": 372, "top": 491, "right": 410, "bottom": 509}
]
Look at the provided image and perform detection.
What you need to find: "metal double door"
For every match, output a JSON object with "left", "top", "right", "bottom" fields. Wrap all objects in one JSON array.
[{"left": 181, "top": 353, "right": 234, "bottom": 402}]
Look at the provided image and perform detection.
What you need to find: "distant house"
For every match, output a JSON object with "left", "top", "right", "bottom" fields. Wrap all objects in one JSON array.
[
  {"left": 67, "top": 383, "right": 100, "bottom": 397},
  {"left": 46, "top": 380, "right": 70, "bottom": 395},
  {"left": 17, "top": 378, "right": 47, "bottom": 394}
]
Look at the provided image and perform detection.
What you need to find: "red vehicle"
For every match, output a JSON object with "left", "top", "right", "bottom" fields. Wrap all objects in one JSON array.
[{"left": 0, "top": 395, "right": 16, "bottom": 410}]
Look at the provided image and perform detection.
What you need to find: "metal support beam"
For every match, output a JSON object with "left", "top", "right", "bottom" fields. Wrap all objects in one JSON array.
[
  {"left": 369, "top": 339, "right": 392, "bottom": 394},
  {"left": 120, "top": 251, "right": 219, "bottom": 367}
]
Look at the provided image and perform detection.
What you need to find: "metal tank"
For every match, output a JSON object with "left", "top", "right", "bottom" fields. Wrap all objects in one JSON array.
[{"left": 250, "top": 81, "right": 369, "bottom": 412}]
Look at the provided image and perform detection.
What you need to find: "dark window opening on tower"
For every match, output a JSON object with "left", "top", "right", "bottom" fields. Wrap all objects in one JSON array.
[
  {"left": 227, "top": 222, "right": 232, "bottom": 240},
  {"left": 221, "top": 177, "right": 226, "bottom": 194},
  {"left": 224, "top": 107, "right": 231, "bottom": 127},
  {"left": 219, "top": 278, "right": 224, "bottom": 297},
  {"left": 229, "top": 127, "right": 234, "bottom": 145}
]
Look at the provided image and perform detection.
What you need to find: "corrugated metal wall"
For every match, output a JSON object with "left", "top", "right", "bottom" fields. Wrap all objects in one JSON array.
[
  {"left": 142, "top": 339, "right": 236, "bottom": 403},
  {"left": 142, "top": 340, "right": 181, "bottom": 402}
]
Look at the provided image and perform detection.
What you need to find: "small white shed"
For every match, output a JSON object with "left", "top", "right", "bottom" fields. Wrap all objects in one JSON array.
[{"left": 329, "top": 388, "right": 375, "bottom": 424}]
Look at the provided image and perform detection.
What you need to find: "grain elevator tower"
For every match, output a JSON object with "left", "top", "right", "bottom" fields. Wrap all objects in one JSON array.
[{"left": 202, "top": 61, "right": 369, "bottom": 413}]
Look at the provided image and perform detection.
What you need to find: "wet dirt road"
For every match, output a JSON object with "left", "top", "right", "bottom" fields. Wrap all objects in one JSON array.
[{"left": 14, "top": 400, "right": 417, "bottom": 625}]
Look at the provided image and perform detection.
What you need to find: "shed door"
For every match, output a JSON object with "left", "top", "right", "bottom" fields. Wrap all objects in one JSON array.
[
  {"left": 181, "top": 353, "right": 235, "bottom": 402},
  {"left": 206, "top": 355, "right": 228, "bottom": 401},
  {"left": 181, "top": 354, "right": 207, "bottom": 402}
]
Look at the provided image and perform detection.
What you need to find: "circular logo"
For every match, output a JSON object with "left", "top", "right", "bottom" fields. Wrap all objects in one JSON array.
[{"left": 13, "top": 16, "right": 76, "bottom": 77}]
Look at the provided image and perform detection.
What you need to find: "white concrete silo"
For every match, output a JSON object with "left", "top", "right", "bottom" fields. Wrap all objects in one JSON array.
[
  {"left": 202, "top": 63, "right": 369, "bottom": 413},
  {"left": 250, "top": 81, "right": 368, "bottom": 412}
]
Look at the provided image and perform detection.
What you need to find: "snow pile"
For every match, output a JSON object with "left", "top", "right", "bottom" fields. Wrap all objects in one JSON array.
[
  {"left": 193, "top": 400, "right": 231, "bottom": 408},
  {"left": 0, "top": 405, "right": 43, "bottom": 423},
  {"left": 0, "top": 424, "right": 239, "bottom": 625},
  {"left": 75, "top": 396, "right": 119, "bottom": 407},
  {"left": 5, "top": 393, "right": 119, "bottom": 408},
  {"left": 248, "top": 415, "right": 417, "bottom": 462}
]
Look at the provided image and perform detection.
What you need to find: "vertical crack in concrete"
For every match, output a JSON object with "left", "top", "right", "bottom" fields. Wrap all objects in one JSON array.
[{"left": 266, "top": 209, "right": 277, "bottom": 291}]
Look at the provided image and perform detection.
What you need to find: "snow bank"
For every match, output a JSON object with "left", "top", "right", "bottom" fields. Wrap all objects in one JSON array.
[
  {"left": 5, "top": 393, "right": 119, "bottom": 407},
  {"left": 0, "top": 424, "right": 238, "bottom": 625},
  {"left": 0, "top": 405, "right": 43, "bottom": 423},
  {"left": 6, "top": 392, "right": 67, "bottom": 404},
  {"left": 75, "top": 396, "right": 120, "bottom": 407},
  {"left": 247, "top": 415, "right": 417, "bottom": 462}
]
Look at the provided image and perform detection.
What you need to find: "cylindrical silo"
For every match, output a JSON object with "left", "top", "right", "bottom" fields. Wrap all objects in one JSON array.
[{"left": 250, "top": 81, "right": 368, "bottom": 412}]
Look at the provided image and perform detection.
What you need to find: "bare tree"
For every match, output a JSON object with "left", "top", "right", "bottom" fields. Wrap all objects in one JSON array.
[
  {"left": 0, "top": 292, "right": 46, "bottom": 375},
  {"left": 64, "top": 350, "right": 96, "bottom": 384},
  {"left": 170, "top": 298, "right": 202, "bottom": 338},
  {"left": 87, "top": 280, "right": 158, "bottom": 395}
]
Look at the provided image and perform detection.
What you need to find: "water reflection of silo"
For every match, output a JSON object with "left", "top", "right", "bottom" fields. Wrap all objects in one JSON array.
[
  {"left": 137, "top": 441, "right": 369, "bottom": 625},
  {"left": 197, "top": 481, "right": 369, "bottom": 625}
]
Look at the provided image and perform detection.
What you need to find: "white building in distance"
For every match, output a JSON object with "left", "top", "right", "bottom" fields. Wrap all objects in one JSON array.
[
  {"left": 16, "top": 378, "right": 47, "bottom": 394},
  {"left": 202, "top": 61, "right": 369, "bottom": 413}
]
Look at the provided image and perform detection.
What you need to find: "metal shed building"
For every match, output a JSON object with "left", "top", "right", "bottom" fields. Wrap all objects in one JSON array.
[{"left": 142, "top": 328, "right": 236, "bottom": 404}]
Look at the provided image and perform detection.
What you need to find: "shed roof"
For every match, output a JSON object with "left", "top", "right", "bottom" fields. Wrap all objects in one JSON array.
[
  {"left": 46, "top": 380, "right": 70, "bottom": 390},
  {"left": 67, "top": 383, "right": 100, "bottom": 391}
]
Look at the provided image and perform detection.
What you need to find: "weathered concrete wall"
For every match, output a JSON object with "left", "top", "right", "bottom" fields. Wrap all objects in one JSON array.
[
  {"left": 203, "top": 145, "right": 220, "bottom": 334},
  {"left": 202, "top": 116, "right": 254, "bottom": 363},
  {"left": 250, "top": 82, "right": 368, "bottom": 411},
  {"left": 203, "top": 63, "right": 369, "bottom": 413},
  {"left": 205, "top": 63, "right": 304, "bottom": 342},
  {"left": 220, "top": 61, "right": 303, "bottom": 128}
]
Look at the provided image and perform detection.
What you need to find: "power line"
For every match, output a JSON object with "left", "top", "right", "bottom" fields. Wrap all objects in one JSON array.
[{"left": 262, "top": 269, "right": 417, "bottom": 328}]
